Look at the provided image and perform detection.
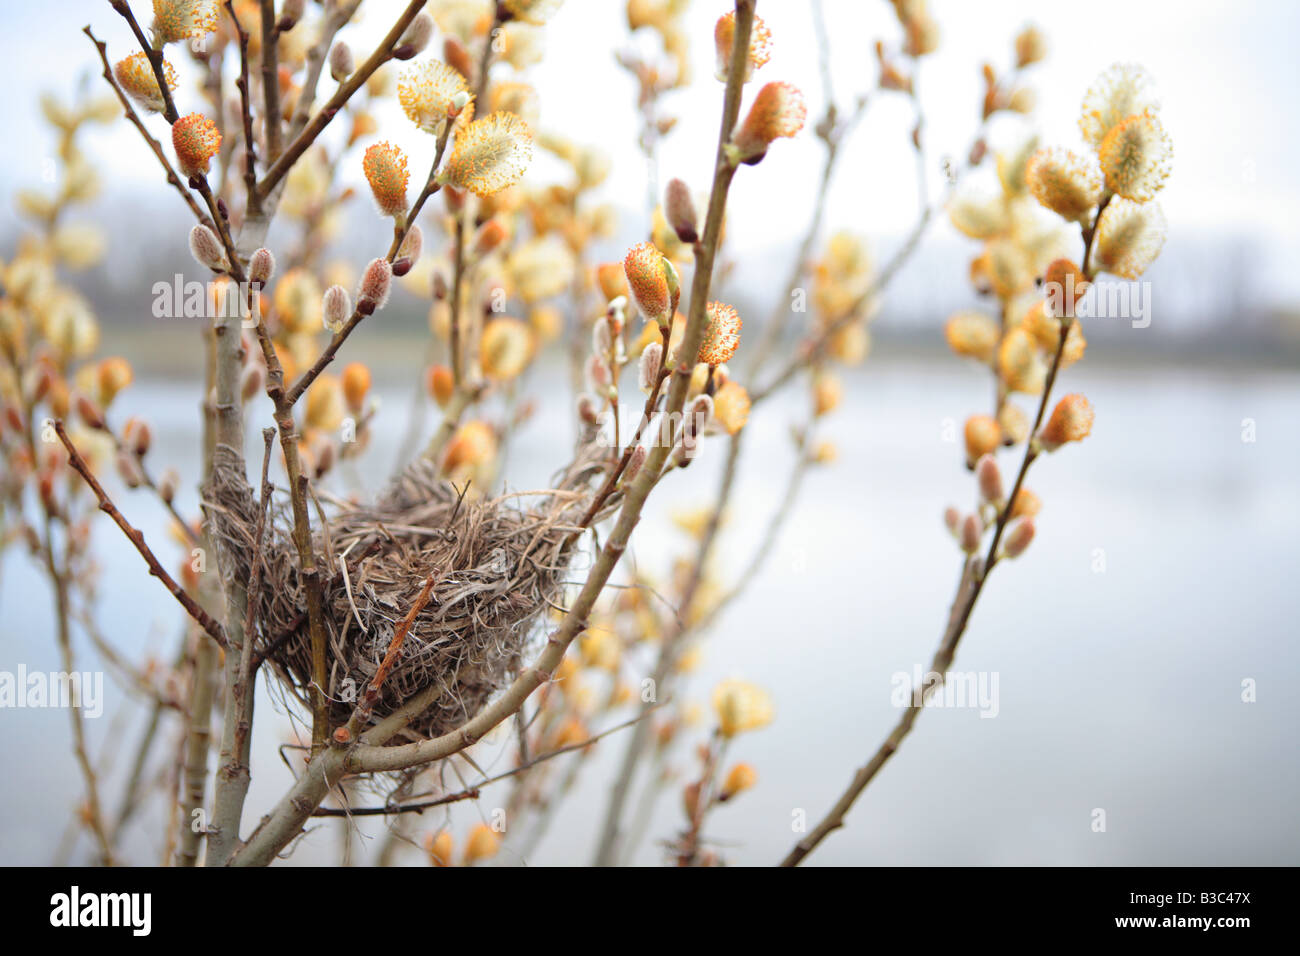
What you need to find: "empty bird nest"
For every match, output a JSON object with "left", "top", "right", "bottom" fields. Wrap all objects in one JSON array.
[{"left": 202, "top": 432, "right": 610, "bottom": 742}]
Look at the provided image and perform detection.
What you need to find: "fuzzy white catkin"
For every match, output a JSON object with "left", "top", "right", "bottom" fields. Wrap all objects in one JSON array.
[
  {"left": 249, "top": 247, "right": 275, "bottom": 285},
  {"left": 188, "top": 225, "right": 228, "bottom": 272},
  {"left": 322, "top": 285, "right": 352, "bottom": 333},
  {"left": 664, "top": 178, "right": 698, "bottom": 242},
  {"left": 638, "top": 341, "right": 662, "bottom": 392},
  {"left": 680, "top": 394, "right": 713, "bottom": 450},
  {"left": 329, "top": 42, "right": 354, "bottom": 82},
  {"left": 1003, "top": 518, "right": 1036, "bottom": 558},
  {"left": 401, "top": 13, "right": 435, "bottom": 55},
  {"left": 398, "top": 224, "right": 423, "bottom": 264},
  {"left": 976, "top": 454, "right": 1003, "bottom": 504},
  {"left": 357, "top": 258, "right": 392, "bottom": 311}
]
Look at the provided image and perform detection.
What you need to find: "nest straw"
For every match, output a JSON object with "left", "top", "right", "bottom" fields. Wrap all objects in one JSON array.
[{"left": 203, "top": 434, "right": 610, "bottom": 742}]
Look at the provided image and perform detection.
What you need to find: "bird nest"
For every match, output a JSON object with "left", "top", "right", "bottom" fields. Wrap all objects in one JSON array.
[{"left": 202, "top": 435, "right": 609, "bottom": 742}]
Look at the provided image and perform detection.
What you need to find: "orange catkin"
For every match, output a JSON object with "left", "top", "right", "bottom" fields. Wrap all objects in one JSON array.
[
  {"left": 172, "top": 113, "right": 221, "bottom": 178},
  {"left": 362, "top": 142, "right": 410, "bottom": 217}
]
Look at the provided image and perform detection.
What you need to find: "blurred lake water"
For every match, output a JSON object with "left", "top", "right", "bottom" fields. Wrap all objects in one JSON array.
[{"left": 2, "top": 357, "right": 1298, "bottom": 865}]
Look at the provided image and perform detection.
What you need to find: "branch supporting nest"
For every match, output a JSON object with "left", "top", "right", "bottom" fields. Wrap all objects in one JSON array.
[{"left": 202, "top": 436, "right": 609, "bottom": 746}]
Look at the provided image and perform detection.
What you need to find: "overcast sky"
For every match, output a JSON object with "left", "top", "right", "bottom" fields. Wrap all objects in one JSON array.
[{"left": 4, "top": 0, "right": 1298, "bottom": 302}]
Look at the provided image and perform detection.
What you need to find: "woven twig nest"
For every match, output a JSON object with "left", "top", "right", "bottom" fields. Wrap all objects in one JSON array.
[{"left": 203, "top": 435, "right": 608, "bottom": 741}]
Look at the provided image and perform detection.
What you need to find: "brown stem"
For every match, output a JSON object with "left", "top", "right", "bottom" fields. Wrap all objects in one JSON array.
[
  {"left": 83, "top": 26, "right": 212, "bottom": 227},
  {"left": 282, "top": 124, "right": 452, "bottom": 407},
  {"left": 229, "top": 0, "right": 758, "bottom": 867},
  {"left": 259, "top": 0, "right": 283, "bottom": 163},
  {"left": 108, "top": 0, "right": 181, "bottom": 123},
  {"left": 257, "top": 0, "right": 429, "bottom": 200},
  {"left": 224, "top": 2, "right": 260, "bottom": 212},
  {"left": 336, "top": 574, "right": 438, "bottom": 741},
  {"left": 780, "top": 196, "right": 1110, "bottom": 866},
  {"left": 54, "top": 421, "right": 227, "bottom": 648}
]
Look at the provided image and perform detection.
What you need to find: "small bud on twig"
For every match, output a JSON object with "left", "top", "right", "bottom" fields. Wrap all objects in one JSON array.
[
  {"left": 322, "top": 285, "right": 352, "bottom": 333},
  {"left": 188, "top": 224, "right": 229, "bottom": 272},
  {"left": 664, "top": 178, "right": 698, "bottom": 244},
  {"left": 248, "top": 247, "right": 275, "bottom": 286},
  {"left": 1002, "top": 518, "right": 1036, "bottom": 559},
  {"left": 638, "top": 341, "right": 662, "bottom": 393},
  {"left": 975, "top": 454, "right": 1003, "bottom": 506},
  {"left": 357, "top": 258, "right": 393, "bottom": 314},
  {"left": 329, "top": 42, "right": 354, "bottom": 82}
]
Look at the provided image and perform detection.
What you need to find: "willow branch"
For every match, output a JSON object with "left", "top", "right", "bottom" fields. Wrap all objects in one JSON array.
[
  {"left": 283, "top": 123, "right": 452, "bottom": 407},
  {"left": 257, "top": 0, "right": 429, "bottom": 199},
  {"left": 314, "top": 704, "right": 661, "bottom": 818},
  {"left": 780, "top": 196, "right": 1111, "bottom": 866},
  {"left": 259, "top": 0, "right": 283, "bottom": 162},
  {"left": 82, "top": 26, "right": 211, "bottom": 228},
  {"left": 55, "top": 421, "right": 227, "bottom": 647},
  {"left": 229, "top": 0, "right": 757, "bottom": 866}
]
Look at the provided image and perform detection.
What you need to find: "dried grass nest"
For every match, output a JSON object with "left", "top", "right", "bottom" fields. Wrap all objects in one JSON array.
[{"left": 203, "top": 434, "right": 609, "bottom": 742}]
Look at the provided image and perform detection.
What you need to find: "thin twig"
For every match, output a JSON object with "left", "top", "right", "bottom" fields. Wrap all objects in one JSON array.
[
  {"left": 780, "top": 195, "right": 1112, "bottom": 866},
  {"left": 54, "top": 420, "right": 227, "bottom": 648},
  {"left": 82, "top": 26, "right": 212, "bottom": 227},
  {"left": 257, "top": 0, "right": 429, "bottom": 199},
  {"left": 229, "top": 0, "right": 759, "bottom": 867},
  {"left": 313, "top": 703, "right": 662, "bottom": 818}
]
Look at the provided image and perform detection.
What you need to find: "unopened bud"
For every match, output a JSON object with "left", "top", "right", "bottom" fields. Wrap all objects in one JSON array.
[
  {"left": 473, "top": 218, "right": 508, "bottom": 256},
  {"left": 240, "top": 363, "right": 264, "bottom": 401},
  {"left": 431, "top": 269, "right": 449, "bottom": 301},
  {"left": 1002, "top": 517, "right": 1036, "bottom": 558},
  {"left": 188, "top": 224, "right": 228, "bottom": 272},
  {"left": 322, "top": 284, "right": 352, "bottom": 333},
  {"left": 975, "top": 454, "right": 1003, "bottom": 505},
  {"left": 664, "top": 178, "right": 698, "bottom": 244},
  {"left": 122, "top": 417, "right": 151, "bottom": 457},
  {"left": 444, "top": 36, "right": 473, "bottom": 80},
  {"left": 964, "top": 414, "right": 1001, "bottom": 468},
  {"left": 248, "top": 247, "right": 275, "bottom": 285},
  {"left": 280, "top": 0, "right": 305, "bottom": 29},
  {"left": 998, "top": 402, "right": 1029, "bottom": 446},
  {"left": 719, "top": 762, "right": 757, "bottom": 800},
  {"left": 116, "top": 451, "right": 143, "bottom": 489},
  {"left": 680, "top": 394, "right": 713, "bottom": 451},
  {"left": 158, "top": 469, "right": 178, "bottom": 505},
  {"left": 426, "top": 364, "right": 454, "bottom": 407},
  {"left": 329, "top": 42, "right": 354, "bottom": 82},
  {"left": 959, "top": 513, "right": 982, "bottom": 554},
  {"left": 398, "top": 224, "right": 424, "bottom": 265},
  {"left": 943, "top": 506, "right": 961, "bottom": 537},
  {"left": 400, "top": 12, "right": 435, "bottom": 56},
  {"left": 75, "top": 393, "right": 106, "bottom": 430},
  {"left": 443, "top": 184, "right": 466, "bottom": 213},
  {"left": 392, "top": 257, "right": 413, "bottom": 277},
  {"left": 638, "top": 341, "right": 662, "bottom": 392},
  {"left": 357, "top": 258, "right": 392, "bottom": 314},
  {"left": 314, "top": 440, "right": 336, "bottom": 479}
]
